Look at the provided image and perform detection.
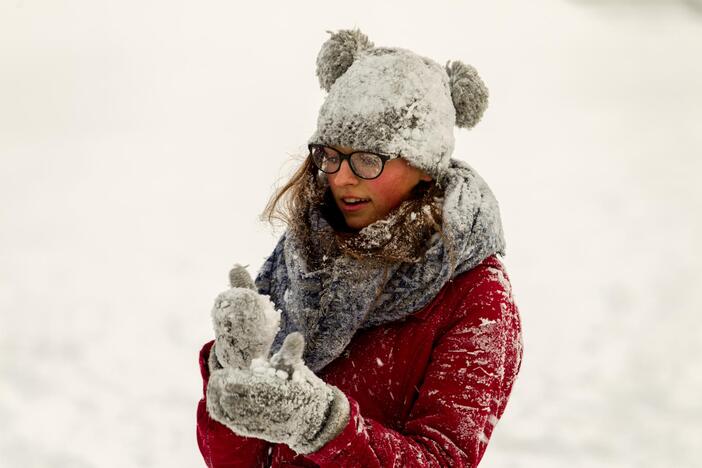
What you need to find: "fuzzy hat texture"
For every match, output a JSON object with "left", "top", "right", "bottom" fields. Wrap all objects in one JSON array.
[{"left": 309, "top": 29, "right": 489, "bottom": 179}]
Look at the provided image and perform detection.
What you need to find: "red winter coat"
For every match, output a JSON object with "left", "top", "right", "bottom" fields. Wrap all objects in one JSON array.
[{"left": 196, "top": 254, "right": 523, "bottom": 467}]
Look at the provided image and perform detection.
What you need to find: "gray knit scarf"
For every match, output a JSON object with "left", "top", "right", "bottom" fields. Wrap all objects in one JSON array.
[{"left": 255, "top": 159, "right": 506, "bottom": 373}]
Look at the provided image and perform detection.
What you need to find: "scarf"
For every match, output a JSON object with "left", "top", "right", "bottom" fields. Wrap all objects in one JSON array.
[{"left": 255, "top": 159, "right": 506, "bottom": 372}]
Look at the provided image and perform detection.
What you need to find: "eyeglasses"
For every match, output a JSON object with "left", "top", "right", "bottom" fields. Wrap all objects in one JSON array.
[{"left": 309, "top": 144, "right": 399, "bottom": 180}]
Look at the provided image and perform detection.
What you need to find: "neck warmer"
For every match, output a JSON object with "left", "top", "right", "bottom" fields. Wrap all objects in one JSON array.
[{"left": 255, "top": 159, "right": 506, "bottom": 372}]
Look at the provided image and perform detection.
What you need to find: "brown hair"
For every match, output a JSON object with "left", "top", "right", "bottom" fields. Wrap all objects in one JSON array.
[{"left": 261, "top": 155, "right": 316, "bottom": 227}]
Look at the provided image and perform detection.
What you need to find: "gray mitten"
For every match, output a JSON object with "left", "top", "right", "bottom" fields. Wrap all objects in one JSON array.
[
  {"left": 206, "top": 333, "right": 351, "bottom": 454},
  {"left": 209, "top": 264, "right": 280, "bottom": 371}
]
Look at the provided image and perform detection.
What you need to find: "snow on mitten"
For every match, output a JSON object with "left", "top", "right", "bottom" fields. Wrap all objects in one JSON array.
[
  {"left": 206, "top": 333, "right": 351, "bottom": 454},
  {"left": 209, "top": 264, "right": 280, "bottom": 371}
]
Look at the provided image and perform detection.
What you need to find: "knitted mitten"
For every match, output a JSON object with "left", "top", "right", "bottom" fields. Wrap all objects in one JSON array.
[
  {"left": 206, "top": 333, "right": 350, "bottom": 454},
  {"left": 209, "top": 264, "right": 280, "bottom": 371}
]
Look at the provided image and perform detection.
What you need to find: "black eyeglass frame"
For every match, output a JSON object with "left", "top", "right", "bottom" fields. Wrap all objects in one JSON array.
[{"left": 308, "top": 143, "right": 400, "bottom": 180}]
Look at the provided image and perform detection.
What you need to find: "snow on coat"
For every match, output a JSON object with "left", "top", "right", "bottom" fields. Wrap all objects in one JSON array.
[{"left": 196, "top": 254, "right": 523, "bottom": 467}]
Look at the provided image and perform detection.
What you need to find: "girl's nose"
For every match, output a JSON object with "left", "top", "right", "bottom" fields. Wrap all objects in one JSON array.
[{"left": 331, "top": 160, "right": 359, "bottom": 186}]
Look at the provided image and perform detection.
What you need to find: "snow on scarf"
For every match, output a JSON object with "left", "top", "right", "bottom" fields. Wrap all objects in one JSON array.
[{"left": 255, "top": 159, "right": 506, "bottom": 372}]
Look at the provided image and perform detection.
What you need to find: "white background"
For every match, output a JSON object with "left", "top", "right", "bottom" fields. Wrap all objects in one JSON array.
[{"left": 1, "top": 1, "right": 701, "bottom": 467}]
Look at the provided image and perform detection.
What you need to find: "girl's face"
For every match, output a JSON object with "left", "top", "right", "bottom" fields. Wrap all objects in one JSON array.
[{"left": 326, "top": 145, "right": 432, "bottom": 230}]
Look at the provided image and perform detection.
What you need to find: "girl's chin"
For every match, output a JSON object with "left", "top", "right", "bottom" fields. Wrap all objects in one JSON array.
[
  {"left": 345, "top": 209, "right": 392, "bottom": 230},
  {"left": 342, "top": 213, "right": 374, "bottom": 230}
]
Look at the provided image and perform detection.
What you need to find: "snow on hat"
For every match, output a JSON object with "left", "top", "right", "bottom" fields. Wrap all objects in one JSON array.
[{"left": 309, "top": 29, "right": 489, "bottom": 179}]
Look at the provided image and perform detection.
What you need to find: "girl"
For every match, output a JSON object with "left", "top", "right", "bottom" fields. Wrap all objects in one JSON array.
[{"left": 196, "top": 29, "right": 523, "bottom": 467}]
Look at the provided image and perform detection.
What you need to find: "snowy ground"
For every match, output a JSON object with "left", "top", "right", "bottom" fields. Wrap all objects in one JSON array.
[{"left": 1, "top": 1, "right": 701, "bottom": 467}]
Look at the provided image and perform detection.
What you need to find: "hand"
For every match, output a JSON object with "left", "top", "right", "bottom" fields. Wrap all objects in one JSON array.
[
  {"left": 209, "top": 264, "right": 280, "bottom": 371},
  {"left": 206, "top": 333, "right": 350, "bottom": 454}
]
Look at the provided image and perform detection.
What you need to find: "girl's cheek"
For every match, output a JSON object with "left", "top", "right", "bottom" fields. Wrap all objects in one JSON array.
[{"left": 368, "top": 176, "right": 405, "bottom": 208}]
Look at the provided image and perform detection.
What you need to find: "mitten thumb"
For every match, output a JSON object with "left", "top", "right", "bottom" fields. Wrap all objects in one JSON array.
[
  {"left": 270, "top": 332, "right": 305, "bottom": 376},
  {"left": 229, "top": 264, "right": 256, "bottom": 290}
]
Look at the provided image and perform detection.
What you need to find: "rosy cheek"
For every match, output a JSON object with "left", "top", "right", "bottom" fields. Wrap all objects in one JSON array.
[{"left": 367, "top": 174, "right": 406, "bottom": 208}]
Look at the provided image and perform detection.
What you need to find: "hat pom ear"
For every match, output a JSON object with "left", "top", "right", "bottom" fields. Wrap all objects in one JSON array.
[
  {"left": 446, "top": 60, "right": 489, "bottom": 129},
  {"left": 316, "top": 29, "right": 374, "bottom": 91}
]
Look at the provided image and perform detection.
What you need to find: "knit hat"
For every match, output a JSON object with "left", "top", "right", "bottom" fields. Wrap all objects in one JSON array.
[{"left": 309, "top": 29, "right": 489, "bottom": 179}]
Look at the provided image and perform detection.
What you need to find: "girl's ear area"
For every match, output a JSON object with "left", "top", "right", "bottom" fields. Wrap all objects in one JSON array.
[
  {"left": 402, "top": 158, "right": 432, "bottom": 182},
  {"left": 409, "top": 161, "right": 432, "bottom": 182}
]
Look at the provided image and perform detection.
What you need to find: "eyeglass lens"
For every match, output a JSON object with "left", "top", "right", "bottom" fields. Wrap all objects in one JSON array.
[{"left": 311, "top": 146, "right": 384, "bottom": 179}]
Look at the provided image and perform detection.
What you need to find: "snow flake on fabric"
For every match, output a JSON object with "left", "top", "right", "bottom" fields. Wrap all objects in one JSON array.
[{"left": 256, "top": 159, "right": 506, "bottom": 372}]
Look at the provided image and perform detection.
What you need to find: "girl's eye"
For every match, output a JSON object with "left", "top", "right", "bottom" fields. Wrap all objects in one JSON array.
[{"left": 355, "top": 153, "right": 381, "bottom": 167}]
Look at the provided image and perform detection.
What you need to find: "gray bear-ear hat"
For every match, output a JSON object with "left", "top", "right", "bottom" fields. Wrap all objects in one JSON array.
[{"left": 309, "top": 28, "right": 489, "bottom": 179}]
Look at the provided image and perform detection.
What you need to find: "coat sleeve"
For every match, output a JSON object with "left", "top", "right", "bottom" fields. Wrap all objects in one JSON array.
[
  {"left": 304, "top": 261, "right": 524, "bottom": 468},
  {"left": 196, "top": 340, "right": 270, "bottom": 468}
]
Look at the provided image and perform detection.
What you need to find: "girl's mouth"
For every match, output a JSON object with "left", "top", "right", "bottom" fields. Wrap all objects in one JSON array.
[{"left": 340, "top": 197, "right": 370, "bottom": 212}]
